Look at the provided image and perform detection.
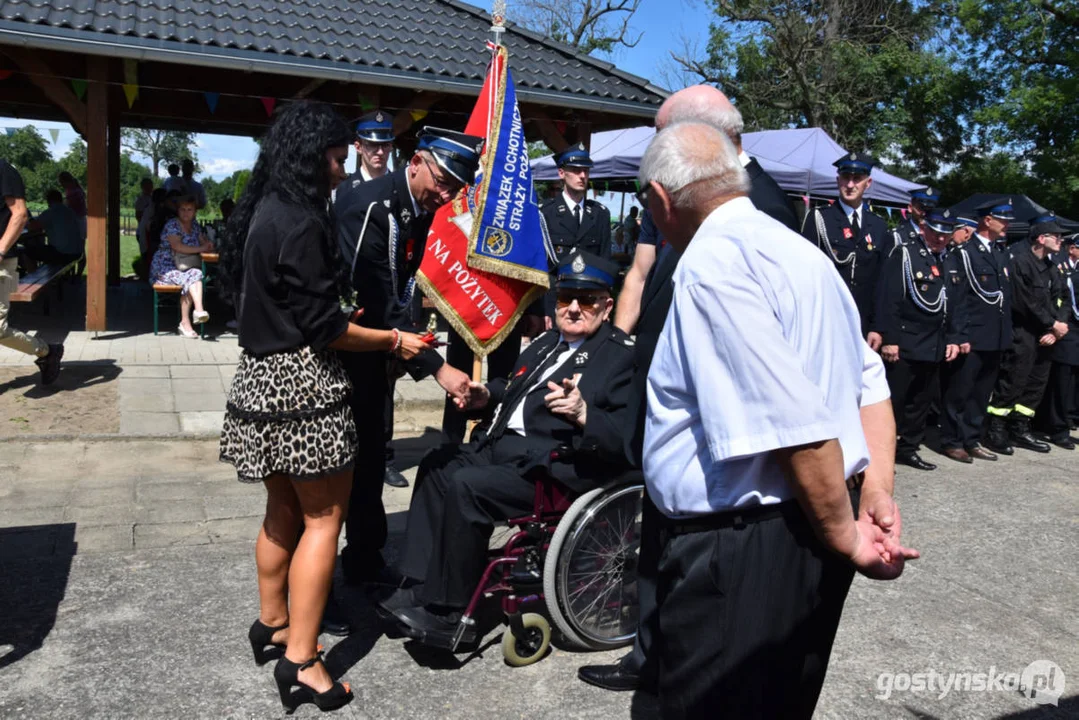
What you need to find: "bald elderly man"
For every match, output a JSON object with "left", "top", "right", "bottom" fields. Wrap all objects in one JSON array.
[{"left": 614, "top": 84, "right": 797, "bottom": 335}]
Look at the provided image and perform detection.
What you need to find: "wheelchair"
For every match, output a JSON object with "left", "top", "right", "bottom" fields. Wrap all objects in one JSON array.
[{"left": 450, "top": 464, "right": 645, "bottom": 667}]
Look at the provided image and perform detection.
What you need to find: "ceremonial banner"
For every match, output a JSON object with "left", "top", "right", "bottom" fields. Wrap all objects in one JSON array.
[{"left": 417, "top": 44, "right": 551, "bottom": 356}]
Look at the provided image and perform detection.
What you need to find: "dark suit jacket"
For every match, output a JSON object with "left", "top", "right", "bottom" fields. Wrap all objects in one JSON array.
[
  {"left": 802, "top": 201, "right": 890, "bottom": 334},
  {"left": 473, "top": 326, "right": 635, "bottom": 492},
  {"left": 954, "top": 237, "right": 1014, "bottom": 352},
  {"left": 335, "top": 166, "right": 441, "bottom": 379},
  {"left": 541, "top": 194, "right": 612, "bottom": 260},
  {"left": 745, "top": 157, "right": 798, "bottom": 232}
]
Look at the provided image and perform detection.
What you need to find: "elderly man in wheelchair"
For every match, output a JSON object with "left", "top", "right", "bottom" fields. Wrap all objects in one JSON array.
[{"left": 379, "top": 251, "right": 640, "bottom": 660}]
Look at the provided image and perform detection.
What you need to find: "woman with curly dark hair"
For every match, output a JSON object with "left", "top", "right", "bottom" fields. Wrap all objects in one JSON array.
[{"left": 218, "top": 101, "right": 430, "bottom": 713}]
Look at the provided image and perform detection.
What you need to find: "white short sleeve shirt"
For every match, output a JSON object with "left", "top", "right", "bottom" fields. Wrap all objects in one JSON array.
[{"left": 643, "top": 197, "right": 875, "bottom": 517}]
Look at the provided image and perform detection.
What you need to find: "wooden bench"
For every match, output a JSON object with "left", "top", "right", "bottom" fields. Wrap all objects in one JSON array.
[{"left": 10, "top": 257, "right": 82, "bottom": 314}]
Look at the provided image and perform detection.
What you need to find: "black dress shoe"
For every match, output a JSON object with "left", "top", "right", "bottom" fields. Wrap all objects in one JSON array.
[
  {"left": 391, "top": 606, "right": 475, "bottom": 649},
  {"left": 320, "top": 593, "right": 351, "bottom": 637},
  {"left": 967, "top": 445, "right": 998, "bottom": 461},
  {"left": 578, "top": 663, "right": 641, "bottom": 692},
  {"left": 384, "top": 466, "right": 410, "bottom": 488},
  {"left": 1047, "top": 435, "right": 1076, "bottom": 450},
  {"left": 1010, "top": 431, "right": 1050, "bottom": 453},
  {"left": 376, "top": 586, "right": 418, "bottom": 618},
  {"left": 896, "top": 452, "right": 936, "bottom": 471},
  {"left": 941, "top": 447, "right": 973, "bottom": 464}
]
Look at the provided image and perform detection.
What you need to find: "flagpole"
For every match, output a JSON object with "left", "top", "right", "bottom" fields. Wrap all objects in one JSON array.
[{"left": 468, "top": 1, "right": 509, "bottom": 391}]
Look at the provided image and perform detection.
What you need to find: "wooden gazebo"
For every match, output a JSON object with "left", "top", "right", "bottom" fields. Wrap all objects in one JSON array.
[{"left": 0, "top": 0, "right": 666, "bottom": 330}]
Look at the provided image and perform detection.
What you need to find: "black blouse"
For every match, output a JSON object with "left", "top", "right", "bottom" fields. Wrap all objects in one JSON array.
[{"left": 238, "top": 194, "right": 349, "bottom": 355}]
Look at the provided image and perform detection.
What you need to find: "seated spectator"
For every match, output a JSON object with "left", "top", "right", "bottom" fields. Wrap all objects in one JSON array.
[
  {"left": 57, "top": 171, "right": 87, "bottom": 241},
  {"left": 149, "top": 195, "right": 213, "bottom": 338},
  {"left": 23, "top": 189, "right": 84, "bottom": 269},
  {"left": 378, "top": 251, "right": 634, "bottom": 647},
  {"left": 137, "top": 188, "right": 167, "bottom": 258},
  {"left": 134, "top": 177, "right": 154, "bottom": 251}
]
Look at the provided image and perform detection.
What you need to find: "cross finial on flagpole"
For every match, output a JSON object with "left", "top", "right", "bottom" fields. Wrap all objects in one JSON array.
[{"left": 490, "top": 1, "right": 506, "bottom": 46}]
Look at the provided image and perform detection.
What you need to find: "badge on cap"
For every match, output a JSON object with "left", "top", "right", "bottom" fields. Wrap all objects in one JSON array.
[
  {"left": 572, "top": 255, "right": 586, "bottom": 273},
  {"left": 578, "top": 142, "right": 586, "bottom": 151},
  {"left": 850, "top": 152, "right": 858, "bottom": 161},
  {"left": 375, "top": 111, "right": 384, "bottom": 122}
]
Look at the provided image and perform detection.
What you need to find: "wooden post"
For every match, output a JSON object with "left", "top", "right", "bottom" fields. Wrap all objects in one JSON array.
[
  {"left": 465, "top": 353, "right": 483, "bottom": 442},
  {"left": 85, "top": 58, "right": 108, "bottom": 331},
  {"left": 107, "top": 97, "right": 121, "bottom": 285}
]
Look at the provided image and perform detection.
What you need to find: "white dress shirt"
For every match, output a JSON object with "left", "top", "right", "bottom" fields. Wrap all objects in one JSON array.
[
  {"left": 503, "top": 336, "right": 584, "bottom": 436},
  {"left": 643, "top": 196, "right": 876, "bottom": 518}
]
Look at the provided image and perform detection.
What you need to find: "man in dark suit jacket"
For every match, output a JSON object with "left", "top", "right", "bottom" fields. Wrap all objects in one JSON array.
[
  {"left": 378, "top": 252, "right": 634, "bottom": 648},
  {"left": 335, "top": 127, "right": 481, "bottom": 586},
  {"left": 802, "top": 152, "right": 891, "bottom": 347}
]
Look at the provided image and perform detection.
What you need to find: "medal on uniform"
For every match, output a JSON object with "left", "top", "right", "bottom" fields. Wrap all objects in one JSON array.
[
  {"left": 921, "top": 284, "right": 929, "bottom": 291},
  {"left": 406, "top": 238, "right": 415, "bottom": 261},
  {"left": 916, "top": 271, "right": 923, "bottom": 279},
  {"left": 514, "top": 366, "right": 527, "bottom": 377},
  {"left": 843, "top": 227, "right": 853, "bottom": 239},
  {"left": 865, "top": 234, "right": 873, "bottom": 250},
  {"left": 930, "top": 266, "right": 940, "bottom": 277}
]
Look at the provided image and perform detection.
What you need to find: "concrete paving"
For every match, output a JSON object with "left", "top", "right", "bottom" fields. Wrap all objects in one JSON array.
[{"left": 0, "top": 436, "right": 1076, "bottom": 719}]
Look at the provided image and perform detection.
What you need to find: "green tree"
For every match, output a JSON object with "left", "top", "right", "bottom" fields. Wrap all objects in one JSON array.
[
  {"left": 232, "top": 169, "right": 252, "bottom": 202},
  {"left": 120, "top": 128, "right": 198, "bottom": 178},
  {"left": 954, "top": 0, "right": 1079, "bottom": 217},
  {"left": 673, "top": 0, "right": 974, "bottom": 177},
  {"left": 0, "top": 126, "right": 57, "bottom": 203},
  {"left": 119, "top": 153, "right": 153, "bottom": 207}
]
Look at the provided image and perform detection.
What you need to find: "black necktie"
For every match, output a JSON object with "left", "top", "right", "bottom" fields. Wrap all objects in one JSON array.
[
  {"left": 574, "top": 205, "right": 582, "bottom": 228},
  {"left": 850, "top": 211, "right": 861, "bottom": 240}
]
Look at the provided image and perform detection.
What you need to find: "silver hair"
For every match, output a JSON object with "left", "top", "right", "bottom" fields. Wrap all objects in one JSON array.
[
  {"left": 638, "top": 123, "right": 749, "bottom": 209},
  {"left": 663, "top": 92, "right": 744, "bottom": 140}
]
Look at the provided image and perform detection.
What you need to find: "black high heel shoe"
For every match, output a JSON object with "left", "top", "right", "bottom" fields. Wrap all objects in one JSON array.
[
  {"left": 248, "top": 619, "right": 288, "bottom": 666},
  {"left": 274, "top": 651, "right": 353, "bottom": 714}
]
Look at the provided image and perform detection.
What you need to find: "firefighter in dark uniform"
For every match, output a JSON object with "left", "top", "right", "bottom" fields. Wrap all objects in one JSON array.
[
  {"left": 877, "top": 208, "right": 967, "bottom": 470},
  {"left": 939, "top": 199, "right": 1015, "bottom": 461},
  {"left": 335, "top": 110, "right": 395, "bottom": 208},
  {"left": 802, "top": 152, "right": 890, "bottom": 348},
  {"left": 378, "top": 251, "right": 634, "bottom": 648},
  {"left": 890, "top": 186, "right": 939, "bottom": 251},
  {"left": 540, "top": 143, "right": 612, "bottom": 318},
  {"left": 332, "top": 110, "right": 414, "bottom": 490},
  {"left": 335, "top": 126, "right": 483, "bottom": 586},
  {"left": 986, "top": 213, "right": 1070, "bottom": 453},
  {"left": 1035, "top": 234, "right": 1079, "bottom": 447}
]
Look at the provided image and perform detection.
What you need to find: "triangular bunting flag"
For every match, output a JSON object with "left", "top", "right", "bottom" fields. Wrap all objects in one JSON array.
[
  {"left": 409, "top": 108, "right": 428, "bottom": 123},
  {"left": 122, "top": 84, "right": 139, "bottom": 108},
  {"left": 71, "top": 79, "right": 87, "bottom": 100},
  {"left": 4, "top": 128, "right": 16, "bottom": 137},
  {"left": 49, "top": 129, "right": 60, "bottom": 143},
  {"left": 260, "top": 97, "right": 276, "bottom": 117},
  {"left": 555, "top": 121, "right": 567, "bottom": 135},
  {"left": 204, "top": 92, "right": 220, "bottom": 114},
  {"left": 358, "top": 95, "right": 375, "bottom": 111},
  {"left": 0, "top": 70, "right": 12, "bottom": 81},
  {"left": 123, "top": 58, "right": 138, "bottom": 85}
]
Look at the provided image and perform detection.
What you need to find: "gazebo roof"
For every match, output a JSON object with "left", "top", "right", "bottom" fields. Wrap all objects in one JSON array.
[{"left": 0, "top": 0, "right": 666, "bottom": 117}]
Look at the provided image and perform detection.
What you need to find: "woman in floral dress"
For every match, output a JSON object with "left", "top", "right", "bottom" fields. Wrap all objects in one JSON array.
[{"left": 150, "top": 196, "right": 213, "bottom": 337}]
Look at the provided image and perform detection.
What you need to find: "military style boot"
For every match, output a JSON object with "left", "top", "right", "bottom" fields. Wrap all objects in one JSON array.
[
  {"left": 985, "top": 417, "right": 1014, "bottom": 455},
  {"left": 1009, "top": 416, "right": 1050, "bottom": 453}
]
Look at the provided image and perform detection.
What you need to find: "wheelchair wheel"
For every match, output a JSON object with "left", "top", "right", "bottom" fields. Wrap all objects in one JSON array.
[
  {"left": 542, "top": 484, "right": 643, "bottom": 650},
  {"left": 502, "top": 613, "right": 551, "bottom": 666}
]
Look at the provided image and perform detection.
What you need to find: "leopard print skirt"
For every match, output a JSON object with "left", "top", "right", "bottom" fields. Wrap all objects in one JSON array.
[{"left": 219, "top": 346, "right": 357, "bottom": 483}]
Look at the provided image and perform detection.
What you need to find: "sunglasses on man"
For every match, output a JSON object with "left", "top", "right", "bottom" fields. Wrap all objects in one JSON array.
[{"left": 556, "top": 292, "right": 607, "bottom": 310}]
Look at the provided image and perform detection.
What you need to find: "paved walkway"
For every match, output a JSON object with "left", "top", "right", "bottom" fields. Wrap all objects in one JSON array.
[{"left": 1, "top": 437, "right": 1076, "bottom": 718}]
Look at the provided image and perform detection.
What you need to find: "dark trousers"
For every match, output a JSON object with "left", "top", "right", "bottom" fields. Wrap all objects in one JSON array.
[
  {"left": 617, "top": 492, "right": 660, "bottom": 690},
  {"left": 396, "top": 440, "right": 537, "bottom": 608},
  {"left": 384, "top": 376, "right": 396, "bottom": 466},
  {"left": 441, "top": 323, "right": 523, "bottom": 443},
  {"left": 653, "top": 496, "right": 857, "bottom": 720},
  {"left": 991, "top": 329, "right": 1053, "bottom": 417},
  {"left": 940, "top": 350, "right": 1000, "bottom": 449},
  {"left": 341, "top": 352, "right": 391, "bottom": 577},
  {"left": 886, "top": 357, "right": 940, "bottom": 455},
  {"left": 1035, "top": 362, "right": 1079, "bottom": 440}
]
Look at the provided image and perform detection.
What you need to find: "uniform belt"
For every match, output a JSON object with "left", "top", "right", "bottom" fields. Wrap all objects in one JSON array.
[{"left": 662, "top": 474, "right": 863, "bottom": 537}]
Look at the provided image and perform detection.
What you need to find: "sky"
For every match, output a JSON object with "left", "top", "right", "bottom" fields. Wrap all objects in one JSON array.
[{"left": 0, "top": 0, "right": 714, "bottom": 192}]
